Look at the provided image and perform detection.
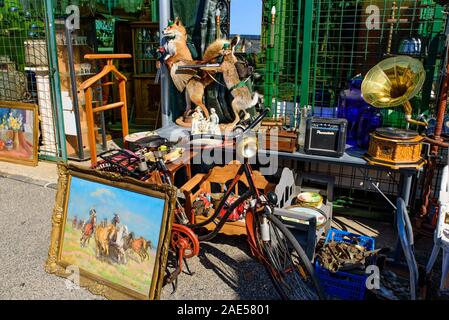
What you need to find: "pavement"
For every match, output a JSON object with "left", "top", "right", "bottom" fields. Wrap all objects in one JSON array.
[
  {"left": 0, "top": 162, "right": 278, "bottom": 300},
  {"left": 0, "top": 176, "right": 99, "bottom": 300},
  {"left": 0, "top": 161, "right": 443, "bottom": 300},
  {"left": 0, "top": 160, "right": 58, "bottom": 186}
]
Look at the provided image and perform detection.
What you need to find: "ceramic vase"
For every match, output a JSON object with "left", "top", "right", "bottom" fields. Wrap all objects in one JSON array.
[{"left": 13, "top": 130, "right": 20, "bottom": 150}]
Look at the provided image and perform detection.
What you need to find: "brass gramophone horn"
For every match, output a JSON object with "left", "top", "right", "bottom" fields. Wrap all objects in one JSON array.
[{"left": 361, "top": 56, "right": 427, "bottom": 127}]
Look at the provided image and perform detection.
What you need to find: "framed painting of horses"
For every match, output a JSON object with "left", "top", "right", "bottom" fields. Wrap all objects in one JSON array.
[
  {"left": 0, "top": 101, "right": 38, "bottom": 166},
  {"left": 45, "top": 164, "right": 176, "bottom": 300}
]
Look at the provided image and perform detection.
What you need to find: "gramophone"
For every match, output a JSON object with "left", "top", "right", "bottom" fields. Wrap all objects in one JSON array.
[{"left": 361, "top": 56, "right": 427, "bottom": 169}]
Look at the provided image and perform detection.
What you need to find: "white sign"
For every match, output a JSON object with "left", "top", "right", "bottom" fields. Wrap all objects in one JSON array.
[{"left": 366, "top": 5, "right": 380, "bottom": 30}]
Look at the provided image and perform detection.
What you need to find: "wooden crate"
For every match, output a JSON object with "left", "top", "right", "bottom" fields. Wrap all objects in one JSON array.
[{"left": 259, "top": 127, "right": 298, "bottom": 153}]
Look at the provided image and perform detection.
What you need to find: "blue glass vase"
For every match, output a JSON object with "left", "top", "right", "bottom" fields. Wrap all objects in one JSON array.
[
  {"left": 356, "top": 107, "right": 383, "bottom": 149},
  {"left": 337, "top": 76, "right": 370, "bottom": 145}
]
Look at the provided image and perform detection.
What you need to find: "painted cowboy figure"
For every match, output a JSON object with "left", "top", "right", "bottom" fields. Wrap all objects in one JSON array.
[
  {"left": 80, "top": 208, "right": 97, "bottom": 247},
  {"left": 72, "top": 215, "right": 78, "bottom": 229},
  {"left": 111, "top": 213, "right": 120, "bottom": 226},
  {"left": 107, "top": 213, "right": 121, "bottom": 244},
  {"left": 88, "top": 209, "right": 97, "bottom": 233}
]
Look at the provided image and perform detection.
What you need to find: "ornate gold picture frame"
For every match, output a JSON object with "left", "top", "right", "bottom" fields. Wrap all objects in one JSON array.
[
  {"left": 45, "top": 164, "right": 176, "bottom": 300},
  {"left": 0, "top": 101, "right": 38, "bottom": 166}
]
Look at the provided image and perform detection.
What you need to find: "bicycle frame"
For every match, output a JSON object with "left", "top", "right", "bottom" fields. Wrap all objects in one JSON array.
[
  {"left": 186, "top": 161, "right": 265, "bottom": 251},
  {"left": 156, "top": 153, "right": 269, "bottom": 263}
]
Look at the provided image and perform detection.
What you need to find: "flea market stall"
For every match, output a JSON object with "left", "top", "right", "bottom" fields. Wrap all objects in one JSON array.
[{"left": 29, "top": 0, "right": 449, "bottom": 300}]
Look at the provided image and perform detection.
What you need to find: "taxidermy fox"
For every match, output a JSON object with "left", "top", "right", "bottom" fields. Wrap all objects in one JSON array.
[
  {"left": 161, "top": 18, "right": 193, "bottom": 69},
  {"left": 162, "top": 18, "right": 229, "bottom": 123}
]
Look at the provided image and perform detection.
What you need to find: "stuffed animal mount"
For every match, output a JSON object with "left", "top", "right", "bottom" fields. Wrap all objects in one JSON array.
[{"left": 160, "top": 18, "right": 259, "bottom": 131}]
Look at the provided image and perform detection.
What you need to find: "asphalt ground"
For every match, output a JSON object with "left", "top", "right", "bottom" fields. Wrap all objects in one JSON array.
[
  {"left": 0, "top": 176, "right": 278, "bottom": 300},
  {"left": 0, "top": 176, "right": 100, "bottom": 300}
]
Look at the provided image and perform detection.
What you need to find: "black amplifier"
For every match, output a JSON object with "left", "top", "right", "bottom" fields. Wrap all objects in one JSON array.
[{"left": 304, "top": 117, "right": 347, "bottom": 157}]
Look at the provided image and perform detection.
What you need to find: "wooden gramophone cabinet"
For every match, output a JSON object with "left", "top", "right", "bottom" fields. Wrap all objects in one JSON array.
[{"left": 364, "top": 128, "right": 426, "bottom": 170}]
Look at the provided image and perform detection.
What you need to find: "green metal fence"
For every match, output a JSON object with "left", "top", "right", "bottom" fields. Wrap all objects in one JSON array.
[
  {"left": 260, "top": 0, "right": 448, "bottom": 213},
  {"left": 0, "top": 0, "right": 67, "bottom": 161},
  {"left": 263, "top": 0, "right": 446, "bottom": 129}
]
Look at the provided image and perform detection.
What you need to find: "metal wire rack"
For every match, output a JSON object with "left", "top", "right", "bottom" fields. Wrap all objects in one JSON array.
[
  {"left": 417, "top": 145, "right": 449, "bottom": 201},
  {"left": 276, "top": 157, "right": 402, "bottom": 216},
  {"left": 0, "top": 0, "right": 58, "bottom": 158},
  {"left": 263, "top": 0, "right": 446, "bottom": 128},
  {"left": 260, "top": 0, "right": 447, "bottom": 215}
]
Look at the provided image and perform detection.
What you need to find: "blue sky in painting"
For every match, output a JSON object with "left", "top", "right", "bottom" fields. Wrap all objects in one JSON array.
[
  {"left": 230, "top": 0, "right": 262, "bottom": 36},
  {"left": 66, "top": 176, "right": 165, "bottom": 246}
]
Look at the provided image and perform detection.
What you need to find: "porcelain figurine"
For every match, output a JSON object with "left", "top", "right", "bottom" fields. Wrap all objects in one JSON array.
[
  {"left": 191, "top": 106, "right": 205, "bottom": 134},
  {"left": 208, "top": 108, "right": 221, "bottom": 135}
]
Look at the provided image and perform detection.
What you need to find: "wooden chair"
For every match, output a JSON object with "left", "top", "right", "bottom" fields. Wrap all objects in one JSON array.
[
  {"left": 180, "top": 161, "right": 275, "bottom": 235},
  {"left": 79, "top": 54, "right": 131, "bottom": 167}
]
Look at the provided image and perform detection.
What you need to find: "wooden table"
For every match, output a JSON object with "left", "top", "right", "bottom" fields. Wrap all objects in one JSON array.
[{"left": 164, "top": 151, "right": 197, "bottom": 183}]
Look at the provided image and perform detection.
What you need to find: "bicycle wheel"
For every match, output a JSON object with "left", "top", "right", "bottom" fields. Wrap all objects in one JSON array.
[{"left": 257, "top": 214, "right": 325, "bottom": 300}]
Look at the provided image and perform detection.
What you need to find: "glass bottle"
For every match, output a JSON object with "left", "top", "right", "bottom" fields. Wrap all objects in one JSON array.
[
  {"left": 356, "top": 107, "right": 383, "bottom": 149},
  {"left": 337, "top": 75, "right": 369, "bottom": 145}
]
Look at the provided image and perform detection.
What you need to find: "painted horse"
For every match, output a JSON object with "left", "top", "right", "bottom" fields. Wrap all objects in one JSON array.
[
  {"left": 109, "top": 225, "right": 129, "bottom": 264},
  {"left": 94, "top": 214, "right": 120, "bottom": 259},
  {"left": 125, "top": 233, "right": 153, "bottom": 262},
  {"left": 80, "top": 209, "right": 97, "bottom": 247}
]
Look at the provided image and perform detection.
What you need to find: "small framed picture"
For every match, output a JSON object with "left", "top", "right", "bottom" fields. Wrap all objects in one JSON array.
[
  {"left": 0, "top": 101, "right": 38, "bottom": 166},
  {"left": 45, "top": 164, "right": 176, "bottom": 300}
]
